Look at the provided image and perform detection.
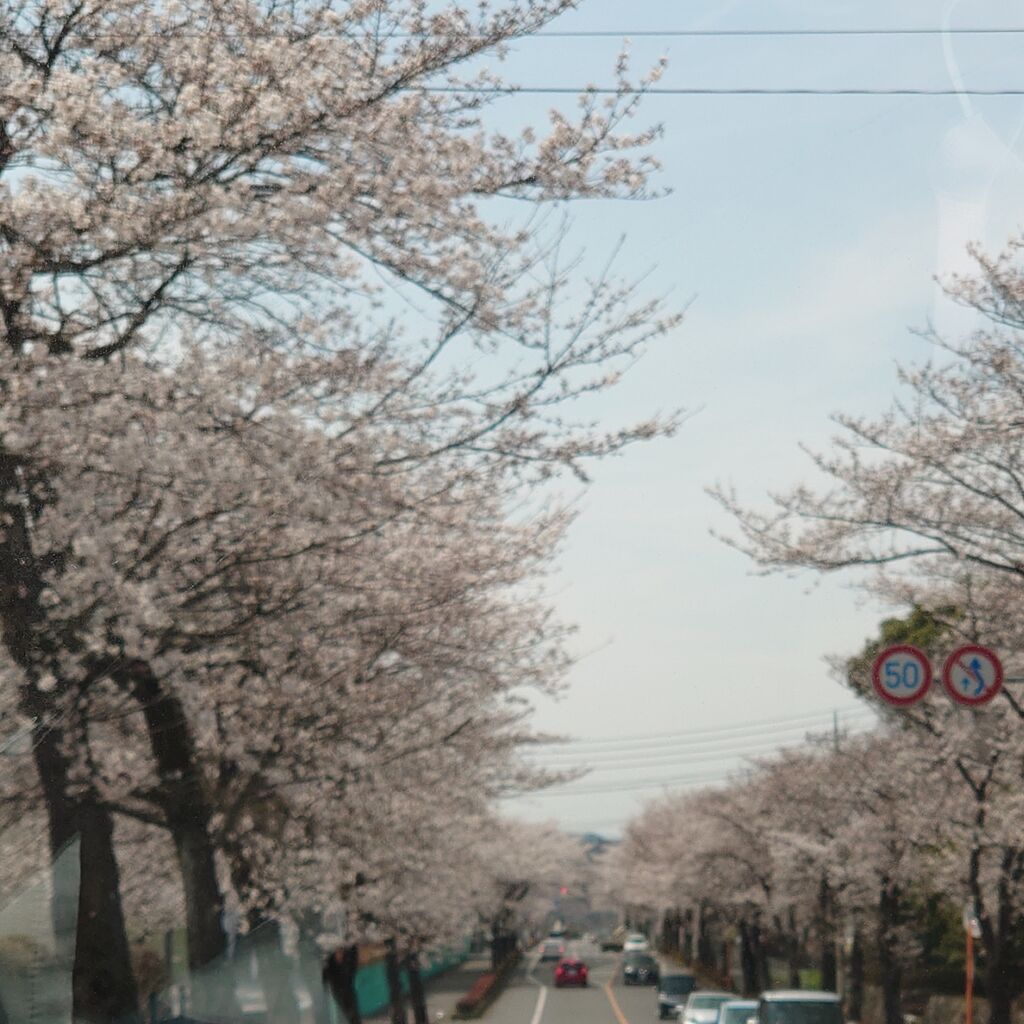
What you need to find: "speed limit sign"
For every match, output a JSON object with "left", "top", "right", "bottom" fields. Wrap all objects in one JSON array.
[{"left": 871, "top": 645, "right": 932, "bottom": 706}]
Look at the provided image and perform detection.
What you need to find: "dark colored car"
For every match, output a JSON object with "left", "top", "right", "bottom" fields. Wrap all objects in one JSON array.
[
  {"left": 554, "top": 956, "right": 589, "bottom": 987},
  {"left": 622, "top": 953, "right": 659, "bottom": 986},
  {"left": 600, "top": 933, "right": 624, "bottom": 951},
  {"left": 658, "top": 973, "right": 697, "bottom": 1018}
]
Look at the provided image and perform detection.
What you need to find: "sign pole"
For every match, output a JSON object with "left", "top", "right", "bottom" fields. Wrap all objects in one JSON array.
[{"left": 965, "top": 925, "right": 974, "bottom": 1024}]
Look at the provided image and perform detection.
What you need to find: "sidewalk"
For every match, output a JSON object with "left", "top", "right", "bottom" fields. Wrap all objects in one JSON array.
[{"left": 363, "top": 956, "right": 494, "bottom": 1024}]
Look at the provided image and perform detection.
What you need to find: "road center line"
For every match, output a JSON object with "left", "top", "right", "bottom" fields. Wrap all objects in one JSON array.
[
  {"left": 528, "top": 980, "right": 548, "bottom": 1024},
  {"left": 604, "top": 981, "right": 630, "bottom": 1024}
]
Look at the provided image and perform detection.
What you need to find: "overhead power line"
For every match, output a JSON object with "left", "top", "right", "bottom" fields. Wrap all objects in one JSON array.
[
  {"left": 419, "top": 86, "right": 1024, "bottom": 97},
  {"left": 502, "top": 27, "right": 1024, "bottom": 38},
  {"left": 69, "top": 26, "right": 1024, "bottom": 40},
  {"left": 530, "top": 728, "right": 874, "bottom": 771},
  {"left": 532, "top": 705, "right": 873, "bottom": 748},
  {"left": 525, "top": 767, "right": 736, "bottom": 796},
  {"left": 509, "top": 707, "right": 880, "bottom": 796},
  {"left": 529, "top": 721, "right": 876, "bottom": 764}
]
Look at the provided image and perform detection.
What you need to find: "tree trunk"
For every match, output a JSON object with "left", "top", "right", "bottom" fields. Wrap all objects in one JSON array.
[
  {"left": 738, "top": 919, "right": 758, "bottom": 996},
  {"left": 787, "top": 907, "right": 801, "bottom": 988},
  {"left": 72, "top": 794, "right": 141, "bottom": 1024},
  {"left": 847, "top": 922, "right": 864, "bottom": 1023},
  {"left": 979, "top": 868, "right": 1015, "bottom": 1024},
  {"left": 385, "top": 938, "right": 407, "bottom": 1024},
  {"left": 818, "top": 877, "right": 837, "bottom": 992},
  {"left": 697, "top": 904, "right": 713, "bottom": 969},
  {"left": 754, "top": 920, "right": 770, "bottom": 992},
  {"left": 663, "top": 910, "right": 681, "bottom": 954},
  {"left": 0, "top": 462, "right": 139, "bottom": 1022},
  {"left": 876, "top": 884, "right": 902, "bottom": 1024},
  {"left": 490, "top": 919, "right": 517, "bottom": 969},
  {"left": 32, "top": 720, "right": 85, "bottom": 957},
  {"left": 115, "top": 661, "right": 230, "bottom": 980},
  {"left": 32, "top": 716, "right": 140, "bottom": 1023},
  {"left": 324, "top": 945, "right": 362, "bottom": 1024},
  {"left": 772, "top": 912, "right": 797, "bottom": 989},
  {"left": 986, "top": 962, "right": 1012, "bottom": 1024},
  {"left": 406, "top": 951, "right": 428, "bottom": 1024}
]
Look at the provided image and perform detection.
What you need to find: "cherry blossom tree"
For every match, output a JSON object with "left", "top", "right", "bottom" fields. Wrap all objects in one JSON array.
[
  {"left": 469, "top": 817, "right": 584, "bottom": 965},
  {"left": 711, "top": 236, "right": 1024, "bottom": 1024},
  {"left": 0, "top": 340, "right": 593, "bottom": 1015},
  {"left": 611, "top": 726, "right": 960, "bottom": 1018},
  {"left": 842, "top": 598, "right": 1024, "bottom": 1024},
  {"left": 1, "top": 0, "right": 682, "bottom": 1018}
]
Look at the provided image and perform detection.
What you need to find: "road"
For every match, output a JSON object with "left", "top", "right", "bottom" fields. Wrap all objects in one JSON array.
[{"left": 481, "top": 941, "right": 666, "bottom": 1024}]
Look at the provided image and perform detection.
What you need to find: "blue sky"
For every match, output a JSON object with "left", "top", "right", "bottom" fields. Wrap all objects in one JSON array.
[{"left": 486, "top": 0, "right": 1024, "bottom": 834}]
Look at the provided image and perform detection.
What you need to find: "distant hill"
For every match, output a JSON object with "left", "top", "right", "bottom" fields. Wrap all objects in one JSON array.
[{"left": 575, "top": 832, "right": 620, "bottom": 858}]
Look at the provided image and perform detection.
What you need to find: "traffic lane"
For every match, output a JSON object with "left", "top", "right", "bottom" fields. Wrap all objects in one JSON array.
[
  {"left": 482, "top": 959, "right": 547, "bottom": 1024},
  {"left": 538, "top": 945, "right": 629, "bottom": 1024},
  {"left": 609, "top": 950, "right": 697, "bottom": 1024},
  {"left": 545, "top": 978, "right": 620, "bottom": 1024},
  {"left": 610, "top": 963, "right": 660, "bottom": 1024},
  {"left": 483, "top": 943, "right": 622, "bottom": 1024},
  {"left": 530, "top": 940, "right": 618, "bottom": 986}
]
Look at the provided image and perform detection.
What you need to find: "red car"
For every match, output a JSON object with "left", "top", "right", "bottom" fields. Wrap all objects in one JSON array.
[{"left": 554, "top": 956, "right": 589, "bottom": 987}]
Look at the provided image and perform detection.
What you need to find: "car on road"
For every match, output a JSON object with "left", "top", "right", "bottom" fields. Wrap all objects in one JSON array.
[
  {"left": 676, "top": 991, "right": 734, "bottom": 1024},
  {"left": 540, "top": 939, "right": 565, "bottom": 962},
  {"left": 554, "top": 956, "right": 589, "bottom": 987},
  {"left": 756, "top": 992, "right": 842, "bottom": 1024},
  {"left": 719, "top": 1000, "right": 759, "bottom": 1024},
  {"left": 622, "top": 932, "right": 650, "bottom": 953},
  {"left": 622, "top": 953, "right": 659, "bottom": 985},
  {"left": 657, "top": 973, "right": 697, "bottom": 1018}
]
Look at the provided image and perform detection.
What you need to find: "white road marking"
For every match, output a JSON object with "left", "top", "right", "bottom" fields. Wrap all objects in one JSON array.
[{"left": 528, "top": 978, "right": 548, "bottom": 1024}]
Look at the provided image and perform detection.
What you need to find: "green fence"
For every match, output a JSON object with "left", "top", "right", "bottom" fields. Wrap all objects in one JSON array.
[{"left": 340, "top": 938, "right": 472, "bottom": 1019}]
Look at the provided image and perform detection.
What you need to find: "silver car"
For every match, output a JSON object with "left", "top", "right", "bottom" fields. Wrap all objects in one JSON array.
[
  {"left": 677, "top": 991, "right": 735, "bottom": 1024},
  {"left": 719, "top": 1000, "right": 759, "bottom": 1024}
]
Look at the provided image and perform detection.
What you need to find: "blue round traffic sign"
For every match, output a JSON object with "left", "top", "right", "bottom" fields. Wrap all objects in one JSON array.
[{"left": 871, "top": 645, "right": 932, "bottom": 706}]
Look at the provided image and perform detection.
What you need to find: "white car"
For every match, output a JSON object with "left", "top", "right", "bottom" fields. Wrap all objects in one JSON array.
[
  {"left": 756, "top": 991, "right": 843, "bottom": 1024},
  {"left": 677, "top": 991, "right": 734, "bottom": 1024},
  {"left": 622, "top": 932, "right": 650, "bottom": 953},
  {"left": 719, "top": 1000, "right": 759, "bottom": 1024}
]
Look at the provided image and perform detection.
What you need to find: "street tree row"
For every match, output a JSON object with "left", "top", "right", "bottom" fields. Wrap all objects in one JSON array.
[
  {"left": 620, "top": 234, "right": 1024, "bottom": 1024},
  {"left": 0, "top": 0, "right": 676, "bottom": 1019}
]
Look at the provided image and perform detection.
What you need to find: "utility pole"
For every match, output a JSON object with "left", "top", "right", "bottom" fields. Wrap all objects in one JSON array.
[{"left": 833, "top": 710, "right": 842, "bottom": 1000}]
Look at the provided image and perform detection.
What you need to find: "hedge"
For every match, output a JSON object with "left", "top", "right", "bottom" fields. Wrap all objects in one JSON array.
[{"left": 453, "top": 953, "right": 521, "bottom": 1019}]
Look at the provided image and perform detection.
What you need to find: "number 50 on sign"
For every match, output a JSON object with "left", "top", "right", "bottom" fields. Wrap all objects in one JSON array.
[{"left": 871, "top": 645, "right": 932, "bottom": 706}]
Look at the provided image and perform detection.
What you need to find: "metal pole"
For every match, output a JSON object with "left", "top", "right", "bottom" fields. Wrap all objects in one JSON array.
[{"left": 965, "top": 926, "right": 974, "bottom": 1024}]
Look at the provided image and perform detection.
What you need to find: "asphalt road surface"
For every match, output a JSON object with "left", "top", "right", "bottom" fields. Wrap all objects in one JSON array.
[{"left": 482, "top": 941, "right": 666, "bottom": 1024}]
